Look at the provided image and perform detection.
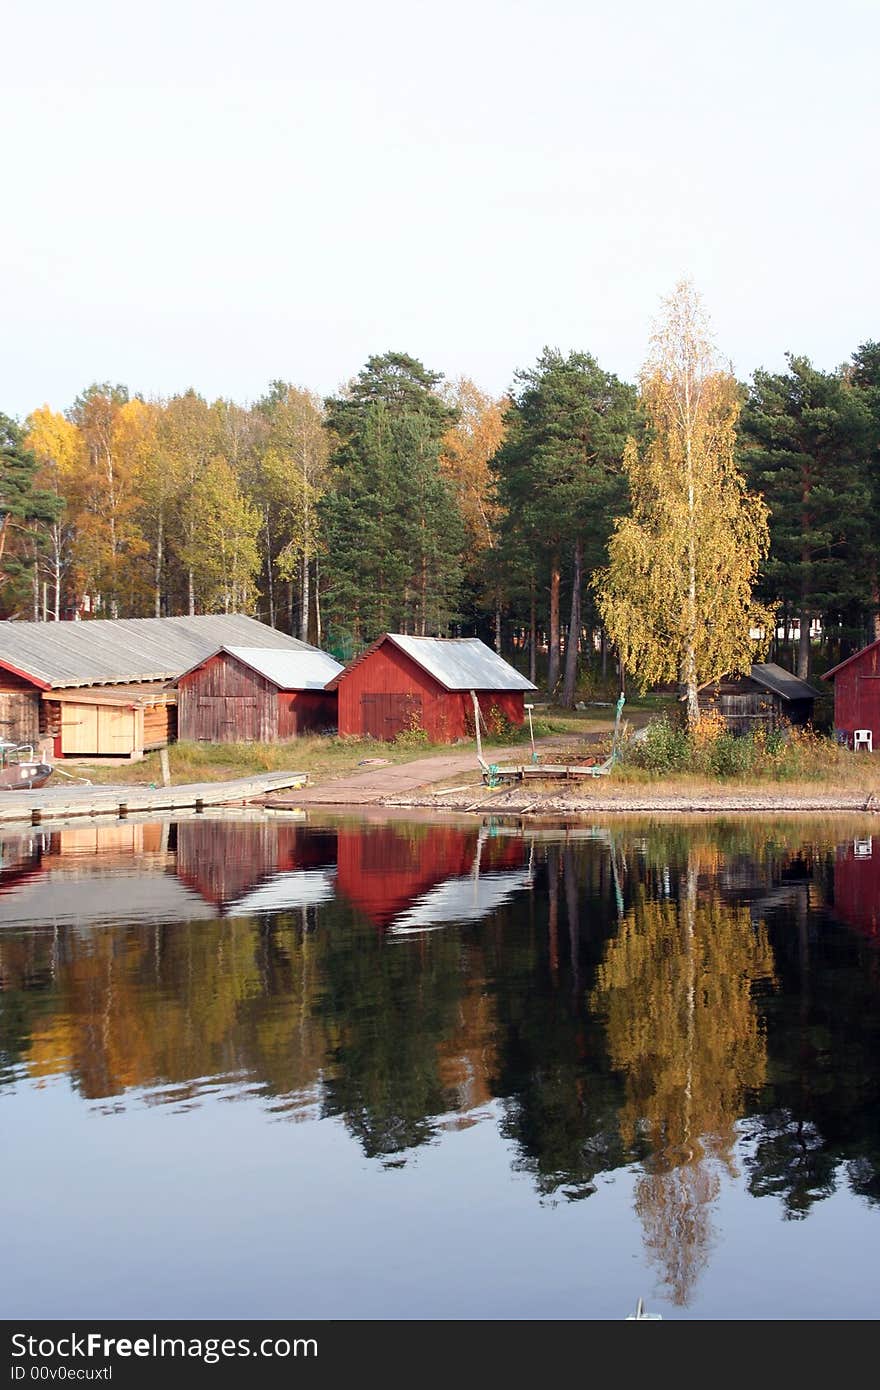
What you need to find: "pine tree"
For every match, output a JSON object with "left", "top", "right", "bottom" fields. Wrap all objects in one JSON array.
[
  {"left": 494, "top": 349, "right": 635, "bottom": 702},
  {"left": 739, "top": 356, "right": 872, "bottom": 675},
  {"left": 0, "top": 412, "right": 63, "bottom": 615},
  {"left": 321, "top": 353, "right": 463, "bottom": 645}
]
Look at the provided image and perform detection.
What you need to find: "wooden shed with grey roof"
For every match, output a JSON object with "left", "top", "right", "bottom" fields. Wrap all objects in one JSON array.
[
  {"left": 691, "top": 662, "right": 822, "bottom": 734},
  {"left": 328, "top": 634, "right": 537, "bottom": 742},
  {"left": 177, "top": 645, "right": 343, "bottom": 742},
  {"left": 0, "top": 614, "right": 322, "bottom": 758}
]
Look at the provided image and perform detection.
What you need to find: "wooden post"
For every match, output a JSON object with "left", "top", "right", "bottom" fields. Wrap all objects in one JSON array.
[
  {"left": 159, "top": 747, "right": 171, "bottom": 787},
  {"left": 471, "top": 690, "right": 485, "bottom": 767}
]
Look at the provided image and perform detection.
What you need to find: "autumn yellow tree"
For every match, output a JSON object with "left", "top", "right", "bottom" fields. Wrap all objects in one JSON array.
[
  {"left": 440, "top": 378, "right": 507, "bottom": 646},
  {"left": 24, "top": 406, "right": 84, "bottom": 619},
  {"left": 181, "top": 456, "right": 261, "bottom": 613},
  {"left": 591, "top": 856, "right": 775, "bottom": 1303},
  {"left": 67, "top": 386, "right": 150, "bottom": 616},
  {"left": 253, "top": 383, "right": 330, "bottom": 641},
  {"left": 596, "top": 282, "right": 773, "bottom": 725}
]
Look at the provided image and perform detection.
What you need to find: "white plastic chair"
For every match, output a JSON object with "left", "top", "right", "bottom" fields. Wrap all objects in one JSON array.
[{"left": 854, "top": 729, "right": 873, "bottom": 752}]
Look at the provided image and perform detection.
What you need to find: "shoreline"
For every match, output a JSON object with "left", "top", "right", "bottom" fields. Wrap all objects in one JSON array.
[{"left": 378, "top": 785, "right": 880, "bottom": 816}]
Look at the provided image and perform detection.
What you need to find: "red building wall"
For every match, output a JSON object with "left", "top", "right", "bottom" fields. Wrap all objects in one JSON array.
[
  {"left": 830, "top": 643, "right": 880, "bottom": 745},
  {"left": 277, "top": 689, "right": 337, "bottom": 738},
  {"left": 335, "top": 642, "right": 525, "bottom": 743}
]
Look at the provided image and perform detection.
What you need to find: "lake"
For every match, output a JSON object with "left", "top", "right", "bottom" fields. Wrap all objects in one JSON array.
[{"left": 2, "top": 810, "right": 878, "bottom": 1320}]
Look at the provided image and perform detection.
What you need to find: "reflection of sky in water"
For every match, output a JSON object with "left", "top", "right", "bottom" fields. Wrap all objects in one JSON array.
[{"left": 2, "top": 814, "right": 880, "bottom": 1319}]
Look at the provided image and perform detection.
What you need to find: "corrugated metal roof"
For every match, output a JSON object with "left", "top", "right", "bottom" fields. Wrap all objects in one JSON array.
[
  {"left": 751, "top": 663, "right": 823, "bottom": 701},
  {"left": 224, "top": 647, "right": 343, "bottom": 691},
  {"left": 0, "top": 615, "right": 317, "bottom": 689},
  {"left": 387, "top": 635, "right": 537, "bottom": 692}
]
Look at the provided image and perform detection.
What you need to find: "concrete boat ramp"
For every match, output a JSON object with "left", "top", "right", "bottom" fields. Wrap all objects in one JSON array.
[{"left": 0, "top": 771, "right": 307, "bottom": 825}]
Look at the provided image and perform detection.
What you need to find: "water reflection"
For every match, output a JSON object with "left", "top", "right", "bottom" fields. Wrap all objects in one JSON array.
[{"left": 2, "top": 813, "right": 880, "bottom": 1309}]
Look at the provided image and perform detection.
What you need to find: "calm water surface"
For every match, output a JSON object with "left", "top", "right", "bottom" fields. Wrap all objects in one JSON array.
[{"left": 2, "top": 811, "right": 879, "bottom": 1320}]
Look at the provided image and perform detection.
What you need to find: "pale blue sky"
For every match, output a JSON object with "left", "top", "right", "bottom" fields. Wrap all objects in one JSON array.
[{"left": 3, "top": 0, "right": 878, "bottom": 417}]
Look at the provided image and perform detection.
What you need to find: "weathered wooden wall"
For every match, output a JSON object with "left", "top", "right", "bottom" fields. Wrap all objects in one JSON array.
[
  {"left": 178, "top": 651, "right": 278, "bottom": 742},
  {"left": 335, "top": 643, "right": 525, "bottom": 742},
  {"left": 0, "top": 669, "right": 41, "bottom": 745}
]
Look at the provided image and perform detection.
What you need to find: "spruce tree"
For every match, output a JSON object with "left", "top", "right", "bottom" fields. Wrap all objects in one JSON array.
[{"left": 739, "top": 357, "right": 872, "bottom": 676}]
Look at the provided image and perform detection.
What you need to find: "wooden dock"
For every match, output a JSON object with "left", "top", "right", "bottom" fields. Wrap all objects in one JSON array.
[{"left": 0, "top": 772, "right": 308, "bottom": 825}]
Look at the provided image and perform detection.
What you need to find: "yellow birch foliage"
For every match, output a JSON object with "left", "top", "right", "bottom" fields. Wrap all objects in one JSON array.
[
  {"left": 595, "top": 282, "right": 773, "bottom": 720},
  {"left": 591, "top": 871, "right": 776, "bottom": 1303},
  {"left": 439, "top": 379, "right": 506, "bottom": 552},
  {"left": 182, "top": 455, "right": 262, "bottom": 613}
]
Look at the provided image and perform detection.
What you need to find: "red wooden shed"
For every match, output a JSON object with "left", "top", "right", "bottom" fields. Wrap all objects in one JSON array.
[
  {"left": 823, "top": 640, "right": 880, "bottom": 747},
  {"left": 327, "top": 634, "right": 537, "bottom": 743},
  {"left": 177, "top": 645, "right": 342, "bottom": 743}
]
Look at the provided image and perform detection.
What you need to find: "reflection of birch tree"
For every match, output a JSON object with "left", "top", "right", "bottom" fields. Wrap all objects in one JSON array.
[{"left": 591, "top": 860, "right": 776, "bottom": 1304}]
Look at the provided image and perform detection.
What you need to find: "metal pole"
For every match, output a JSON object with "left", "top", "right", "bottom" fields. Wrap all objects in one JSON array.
[{"left": 525, "top": 703, "right": 536, "bottom": 761}]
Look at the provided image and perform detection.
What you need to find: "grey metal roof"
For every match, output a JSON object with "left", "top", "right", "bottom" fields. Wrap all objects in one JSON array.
[
  {"left": 224, "top": 647, "right": 343, "bottom": 691},
  {"left": 388, "top": 635, "right": 537, "bottom": 692},
  {"left": 0, "top": 615, "right": 317, "bottom": 689},
  {"left": 750, "top": 663, "right": 822, "bottom": 702}
]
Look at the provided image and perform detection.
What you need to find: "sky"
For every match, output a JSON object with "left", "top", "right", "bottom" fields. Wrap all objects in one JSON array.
[{"left": 3, "top": 0, "right": 878, "bottom": 418}]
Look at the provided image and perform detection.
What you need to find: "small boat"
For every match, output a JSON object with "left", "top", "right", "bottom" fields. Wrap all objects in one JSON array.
[{"left": 0, "top": 741, "right": 54, "bottom": 790}]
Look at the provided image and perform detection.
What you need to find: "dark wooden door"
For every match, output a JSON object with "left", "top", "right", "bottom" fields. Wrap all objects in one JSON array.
[
  {"left": 196, "top": 696, "right": 260, "bottom": 742},
  {"left": 360, "top": 693, "right": 422, "bottom": 740}
]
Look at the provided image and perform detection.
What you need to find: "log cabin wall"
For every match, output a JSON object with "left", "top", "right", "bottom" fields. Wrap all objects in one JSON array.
[
  {"left": 0, "top": 669, "right": 41, "bottom": 745},
  {"left": 177, "top": 651, "right": 278, "bottom": 742}
]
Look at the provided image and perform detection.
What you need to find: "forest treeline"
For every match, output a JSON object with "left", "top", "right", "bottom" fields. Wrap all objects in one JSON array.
[{"left": 2, "top": 326, "right": 879, "bottom": 695}]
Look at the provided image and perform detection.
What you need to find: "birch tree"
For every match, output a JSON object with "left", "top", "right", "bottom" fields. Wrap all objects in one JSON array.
[{"left": 596, "top": 282, "right": 772, "bottom": 725}]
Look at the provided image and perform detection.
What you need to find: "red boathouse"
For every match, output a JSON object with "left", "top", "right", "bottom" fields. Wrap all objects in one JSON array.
[
  {"left": 823, "top": 639, "right": 880, "bottom": 748},
  {"left": 177, "top": 646, "right": 342, "bottom": 742},
  {"left": 328, "top": 634, "right": 537, "bottom": 743}
]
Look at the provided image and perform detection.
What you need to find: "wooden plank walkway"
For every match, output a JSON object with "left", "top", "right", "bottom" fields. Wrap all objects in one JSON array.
[{"left": 0, "top": 772, "right": 307, "bottom": 825}]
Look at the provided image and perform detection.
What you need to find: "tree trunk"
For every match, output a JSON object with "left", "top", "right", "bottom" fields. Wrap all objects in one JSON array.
[
  {"left": 529, "top": 581, "right": 537, "bottom": 686},
  {"left": 32, "top": 554, "right": 39, "bottom": 621},
  {"left": 300, "top": 552, "right": 310, "bottom": 643},
  {"left": 797, "top": 605, "right": 811, "bottom": 680},
  {"left": 53, "top": 528, "right": 61, "bottom": 620},
  {"left": 314, "top": 555, "right": 322, "bottom": 648},
  {"left": 871, "top": 568, "right": 880, "bottom": 642},
  {"left": 601, "top": 626, "right": 608, "bottom": 679},
  {"left": 547, "top": 554, "right": 561, "bottom": 695},
  {"left": 188, "top": 568, "right": 195, "bottom": 616},
  {"left": 561, "top": 538, "right": 583, "bottom": 707},
  {"left": 154, "top": 513, "right": 163, "bottom": 618},
  {"left": 494, "top": 604, "right": 502, "bottom": 654},
  {"left": 265, "top": 511, "right": 275, "bottom": 628}
]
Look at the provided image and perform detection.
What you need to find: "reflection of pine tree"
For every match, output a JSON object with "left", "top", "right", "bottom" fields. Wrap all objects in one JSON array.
[{"left": 591, "top": 861, "right": 776, "bottom": 1304}]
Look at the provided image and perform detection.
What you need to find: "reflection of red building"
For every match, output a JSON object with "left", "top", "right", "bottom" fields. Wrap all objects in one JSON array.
[
  {"left": 835, "top": 839, "right": 880, "bottom": 943},
  {"left": 176, "top": 820, "right": 337, "bottom": 908},
  {"left": 335, "top": 822, "right": 527, "bottom": 927}
]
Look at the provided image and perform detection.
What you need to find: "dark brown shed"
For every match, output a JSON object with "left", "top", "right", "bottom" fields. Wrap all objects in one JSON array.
[{"left": 177, "top": 646, "right": 343, "bottom": 743}]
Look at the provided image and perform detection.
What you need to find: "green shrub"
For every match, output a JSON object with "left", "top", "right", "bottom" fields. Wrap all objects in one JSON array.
[{"left": 634, "top": 716, "right": 691, "bottom": 772}]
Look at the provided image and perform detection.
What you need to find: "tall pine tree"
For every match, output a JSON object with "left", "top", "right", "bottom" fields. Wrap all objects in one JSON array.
[{"left": 739, "top": 356, "right": 872, "bottom": 676}]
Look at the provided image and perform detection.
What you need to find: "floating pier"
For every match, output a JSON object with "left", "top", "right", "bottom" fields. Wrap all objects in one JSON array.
[{"left": 0, "top": 772, "right": 308, "bottom": 825}]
